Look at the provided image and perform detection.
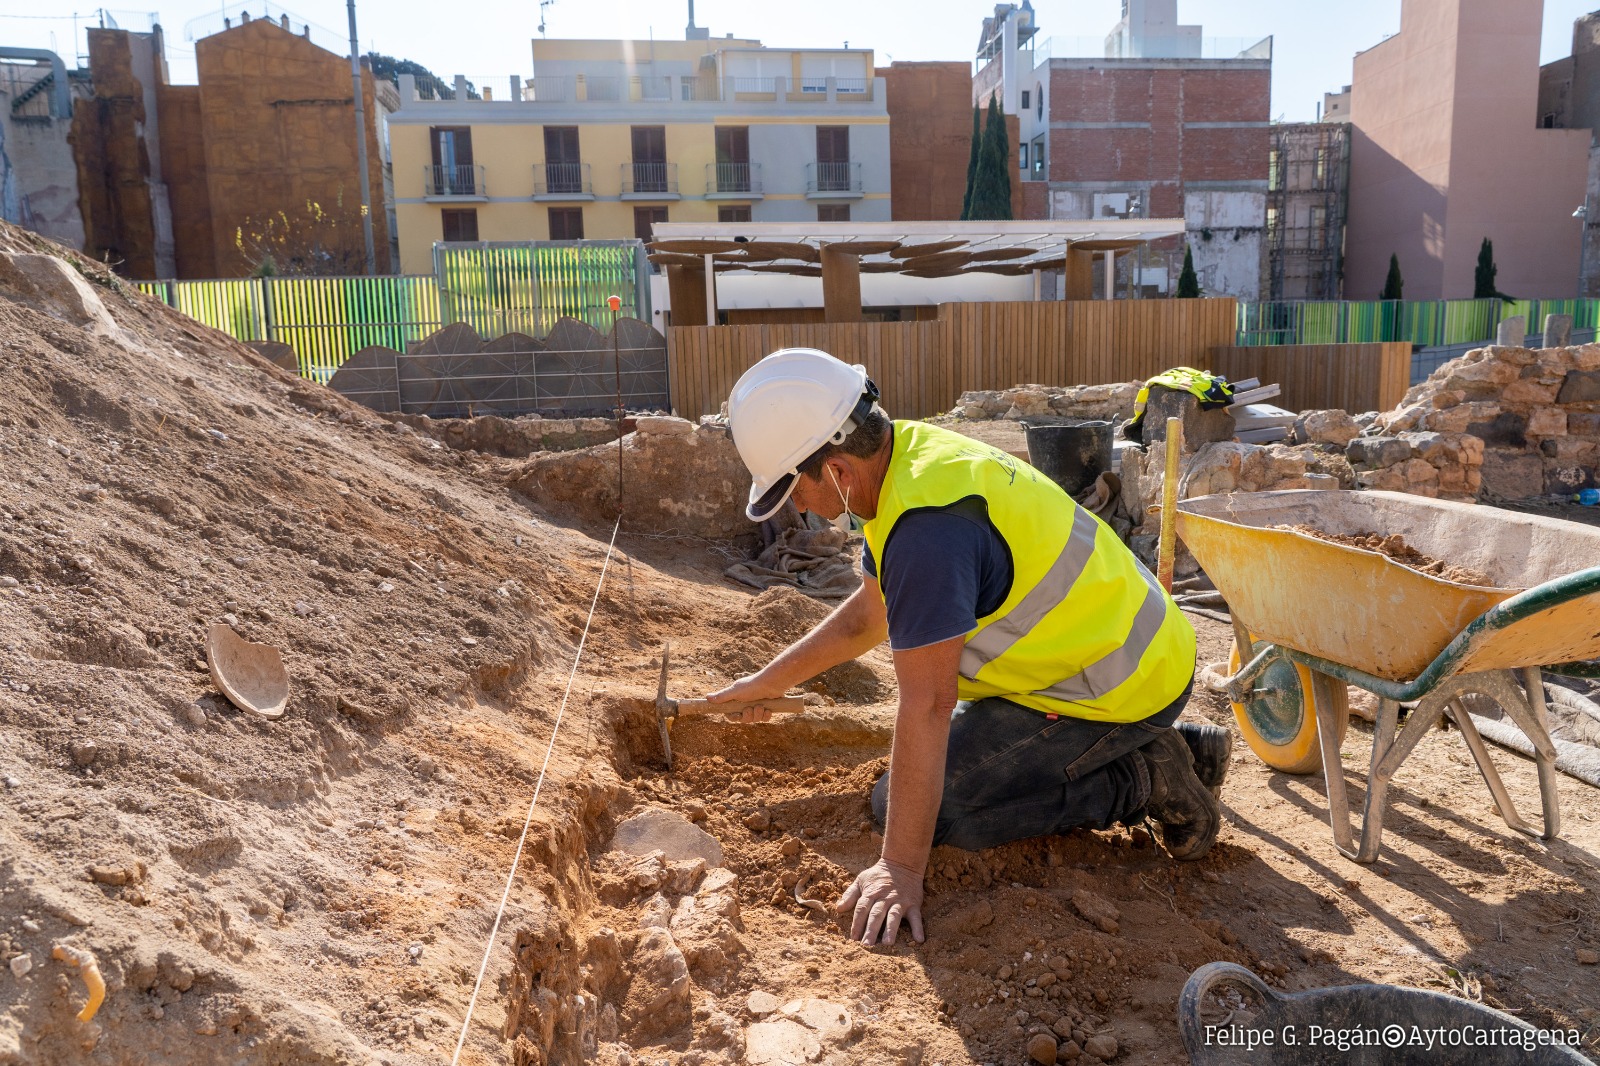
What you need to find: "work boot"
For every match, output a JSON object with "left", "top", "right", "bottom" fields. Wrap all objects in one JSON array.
[
  {"left": 1140, "top": 729, "right": 1221, "bottom": 861},
  {"left": 1175, "top": 720, "right": 1231, "bottom": 798}
]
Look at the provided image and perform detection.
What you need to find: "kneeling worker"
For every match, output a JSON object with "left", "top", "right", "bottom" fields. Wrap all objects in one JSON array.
[{"left": 709, "top": 348, "right": 1230, "bottom": 947}]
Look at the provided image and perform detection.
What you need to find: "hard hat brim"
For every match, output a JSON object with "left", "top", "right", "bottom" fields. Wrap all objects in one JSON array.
[{"left": 746, "top": 471, "right": 799, "bottom": 523}]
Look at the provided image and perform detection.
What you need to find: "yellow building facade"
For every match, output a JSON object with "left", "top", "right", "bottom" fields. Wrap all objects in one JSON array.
[{"left": 387, "top": 36, "right": 891, "bottom": 273}]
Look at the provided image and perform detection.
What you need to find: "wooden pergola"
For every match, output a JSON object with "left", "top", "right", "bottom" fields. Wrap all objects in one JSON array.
[{"left": 648, "top": 218, "right": 1187, "bottom": 326}]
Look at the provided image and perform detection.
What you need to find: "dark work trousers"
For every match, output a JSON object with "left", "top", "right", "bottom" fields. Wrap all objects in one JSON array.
[{"left": 870, "top": 681, "right": 1192, "bottom": 852}]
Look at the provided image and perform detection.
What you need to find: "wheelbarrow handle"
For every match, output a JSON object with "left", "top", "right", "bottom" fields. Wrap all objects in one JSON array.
[{"left": 1178, "top": 962, "right": 1282, "bottom": 1059}]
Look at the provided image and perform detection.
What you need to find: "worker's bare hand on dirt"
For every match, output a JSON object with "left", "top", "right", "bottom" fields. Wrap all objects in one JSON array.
[
  {"left": 836, "top": 859, "right": 925, "bottom": 947},
  {"left": 707, "top": 673, "right": 789, "bottom": 708}
]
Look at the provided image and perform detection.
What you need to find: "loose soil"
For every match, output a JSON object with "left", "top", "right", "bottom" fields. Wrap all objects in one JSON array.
[
  {"left": 1, "top": 225, "right": 1596, "bottom": 1065},
  {"left": 1283, "top": 526, "right": 1498, "bottom": 586}
]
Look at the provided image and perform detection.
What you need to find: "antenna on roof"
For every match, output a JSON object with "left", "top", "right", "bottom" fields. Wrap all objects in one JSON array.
[
  {"left": 538, "top": 0, "right": 554, "bottom": 37},
  {"left": 685, "top": 0, "right": 709, "bottom": 40}
]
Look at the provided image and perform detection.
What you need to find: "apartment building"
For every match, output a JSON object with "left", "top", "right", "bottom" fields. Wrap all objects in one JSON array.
[
  {"left": 974, "top": 0, "right": 1273, "bottom": 299},
  {"left": 1345, "top": 0, "right": 1588, "bottom": 300},
  {"left": 386, "top": 30, "right": 891, "bottom": 274}
]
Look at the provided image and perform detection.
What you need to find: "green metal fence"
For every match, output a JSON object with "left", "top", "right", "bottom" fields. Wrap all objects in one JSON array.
[
  {"left": 1237, "top": 298, "right": 1600, "bottom": 348},
  {"left": 433, "top": 241, "right": 648, "bottom": 339},
  {"left": 136, "top": 240, "right": 649, "bottom": 380}
]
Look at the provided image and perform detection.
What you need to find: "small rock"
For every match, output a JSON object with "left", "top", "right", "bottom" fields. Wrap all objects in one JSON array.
[
  {"left": 1058, "top": 1038, "right": 1082, "bottom": 1060},
  {"left": 746, "top": 990, "right": 780, "bottom": 1016},
  {"left": 20, "top": 919, "right": 40, "bottom": 933},
  {"left": 1027, "top": 1032, "right": 1059, "bottom": 1064},
  {"left": 378, "top": 581, "right": 395, "bottom": 593},
  {"left": 0, "top": 576, "right": 17, "bottom": 588},
  {"left": 743, "top": 810, "right": 771, "bottom": 832},
  {"left": 998, "top": 964, "right": 1015, "bottom": 981},
  {"left": 69, "top": 739, "right": 99, "bottom": 767},
  {"left": 2, "top": 776, "right": 20, "bottom": 789},
  {"left": 1070, "top": 888, "right": 1121, "bottom": 935},
  {"left": 685, "top": 801, "right": 708, "bottom": 822},
  {"left": 779, "top": 837, "right": 801, "bottom": 858},
  {"left": 1084, "top": 1032, "right": 1119, "bottom": 1060},
  {"left": 207, "top": 429, "right": 228, "bottom": 442},
  {"left": 183, "top": 703, "right": 207, "bottom": 728},
  {"left": 460, "top": 636, "right": 478, "bottom": 646},
  {"left": 221, "top": 613, "right": 239, "bottom": 627},
  {"left": 1578, "top": 948, "right": 1599, "bottom": 965},
  {"left": 407, "top": 943, "right": 424, "bottom": 961},
  {"left": 612, "top": 808, "right": 724, "bottom": 866},
  {"left": 416, "top": 756, "right": 436, "bottom": 778},
  {"left": 9, "top": 954, "right": 32, "bottom": 977},
  {"left": 293, "top": 601, "right": 313, "bottom": 617}
]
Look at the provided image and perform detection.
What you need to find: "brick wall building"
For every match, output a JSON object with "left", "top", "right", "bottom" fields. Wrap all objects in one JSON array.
[
  {"left": 75, "top": 15, "right": 391, "bottom": 279},
  {"left": 976, "top": 1, "right": 1272, "bottom": 298},
  {"left": 880, "top": 62, "right": 971, "bottom": 221}
]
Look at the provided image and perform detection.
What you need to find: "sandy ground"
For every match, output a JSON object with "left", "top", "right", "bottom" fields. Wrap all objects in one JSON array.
[{"left": 0, "top": 223, "right": 1597, "bottom": 1065}]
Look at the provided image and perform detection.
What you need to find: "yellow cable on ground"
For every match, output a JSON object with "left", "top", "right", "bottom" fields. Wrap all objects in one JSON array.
[
  {"left": 450, "top": 516, "right": 621, "bottom": 1066},
  {"left": 51, "top": 944, "right": 105, "bottom": 1023}
]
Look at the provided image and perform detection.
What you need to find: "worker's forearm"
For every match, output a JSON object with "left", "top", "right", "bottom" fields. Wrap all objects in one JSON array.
[
  {"left": 880, "top": 695, "right": 954, "bottom": 875},
  {"left": 756, "top": 583, "right": 887, "bottom": 688}
]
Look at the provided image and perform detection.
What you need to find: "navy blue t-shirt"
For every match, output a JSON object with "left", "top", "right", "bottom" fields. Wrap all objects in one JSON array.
[{"left": 861, "top": 496, "right": 1014, "bottom": 650}]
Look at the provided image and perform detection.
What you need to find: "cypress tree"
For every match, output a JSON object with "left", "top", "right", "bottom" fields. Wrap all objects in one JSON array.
[
  {"left": 960, "top": 104, "right": 981, "bottom": 221},
  {"left": 969, "top": 93, "right": 1013, "bottom": 221},
  {"left": 1473, "top": 238, "right": 1497, "bottom": 299},
  {"left": 1175, "top": 245, "right": 1200, "bottom": 298},
  {"left": 1381, "top": 253, "right": 1404, "bottom": 301}
]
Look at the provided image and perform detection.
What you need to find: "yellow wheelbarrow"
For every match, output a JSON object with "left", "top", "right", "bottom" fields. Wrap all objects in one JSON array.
[{"left": 1177, "top": 490, "right": 1600, "bottom": 863}]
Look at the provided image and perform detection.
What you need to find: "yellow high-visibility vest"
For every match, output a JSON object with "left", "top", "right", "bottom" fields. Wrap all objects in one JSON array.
[{"left": 863, "top": 421, "right": 1195, "bottom": 723}]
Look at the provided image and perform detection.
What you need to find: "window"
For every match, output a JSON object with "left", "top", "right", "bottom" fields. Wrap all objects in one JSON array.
[
  {"left": 1266, "top": 206, "right": 1279, "bottom": 240},
  {"left": 1310, "top": 206, "right": 1327, "bottom": 232},
  {"left": 543, "top": 126, "right": 581, "bottom": 193},
  {"left": 718, "top": 205, "right": 752, "bottom": 223},
  {"left": 816, "top": 126, "right": 850, "bottom": 191},
  {"left": 630, "top": 126, "right": 668, "bottom": 192},
  {"left": 1268, "top": 148, "right": 1281, "bottom": 190},
  {"left": 818, "top": 204, "right": 850, "bottom": 222},
  {"left": 441, "top": 208, "right": 478, "bottom": 242},
  {"left": 1020, "top": 90, "right": 1030, "bottom": 110},
  {"left": 1032, "top": 136, "right": 1045, "bottom": 175},
  {"left": 1314, "top": 147, "right": 1328, "bottom": 185},
  {"left": 633, "top": 206, "right": 668, "bottom": 242},
  {"left": 1543, "top": 112, "right": 1557, "bottom": 129},
  {"left": 1036, "top": 84, "right": 1043, "bottom": 120},
  {"left": 548, "top": 207, "right": 584, "bottom": 241},
  {"left": 429, "top": 126, "right": 475, "bottom": 194},
  {"left": 1019, "top": 143, "right": 1029, "bottom": 171},
  {"left": 714, "top": 126, "right": 751, "bottom": 192}
]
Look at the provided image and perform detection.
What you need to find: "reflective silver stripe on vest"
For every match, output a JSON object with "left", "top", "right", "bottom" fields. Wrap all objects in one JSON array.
[
  {"left": 1032, "top": 560, "right": 1169, "bottom": 703},
  {"left": 958, "top": 504, "right": 1101, "bottom": 681}
]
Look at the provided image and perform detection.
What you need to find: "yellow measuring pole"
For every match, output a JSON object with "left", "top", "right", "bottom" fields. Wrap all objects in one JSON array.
[{"left": 1157, "top": 416, "right": 1183, "bottom": 593}]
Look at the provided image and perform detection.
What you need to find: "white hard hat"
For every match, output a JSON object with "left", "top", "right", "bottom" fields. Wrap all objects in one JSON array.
[{"left": 728, "top": 348, "right": 879, "bottom": 522}]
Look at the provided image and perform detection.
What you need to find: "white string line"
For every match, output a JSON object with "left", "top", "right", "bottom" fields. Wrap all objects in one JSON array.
[{"left": 450, "top": 515, "right": 621, "bottom": 1066}]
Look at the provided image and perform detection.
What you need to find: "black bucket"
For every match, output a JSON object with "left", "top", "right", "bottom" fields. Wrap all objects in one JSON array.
[{"left": 1024, "top": 420, "right": 1114, "bottom": 497}]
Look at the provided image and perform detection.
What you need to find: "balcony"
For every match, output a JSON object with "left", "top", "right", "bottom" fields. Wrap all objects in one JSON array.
[
  {"left": 621, "top": 162, "right": 680, "bottom": 200},
  {"left": 533, "top": 162, "right": 594, "bottom": 201},
  {"left": 705, "top": 162, "right": 764, "bottom": 199},
  {"left": 424, "top": 164, "right": 487, "bottom": 200},
  {"left": 805, "top": 161, "right": 863, "bottom": 199}
]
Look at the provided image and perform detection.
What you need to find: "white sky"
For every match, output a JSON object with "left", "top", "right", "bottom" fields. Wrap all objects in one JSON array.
[{"left": 3, "top": 1, "right": 1598, "bottom": 122}]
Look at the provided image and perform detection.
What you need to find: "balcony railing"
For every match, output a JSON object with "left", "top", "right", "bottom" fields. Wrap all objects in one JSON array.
[
  {"left": 805, "top": 161, "right": 862, "bottom": 195},
  {"left": 724, "top": 76, "right": 779, "bottom": 96},
  {"left": 534, "top": 162, "right": 592, "bottom": 197},
  {"left": 706, "top": 162, "right": 763, "bottom": 195},
  {"left": 621, "top": 162, "right": 678, "bottom": 196},
  {"left": 425, "top": 164, "right": 486, "bottom": 197}
]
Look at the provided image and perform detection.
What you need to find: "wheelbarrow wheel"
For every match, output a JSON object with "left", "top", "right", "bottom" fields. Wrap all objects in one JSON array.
[{"left": 1227, "top": 636, "right": 1349, "bottom": 774}]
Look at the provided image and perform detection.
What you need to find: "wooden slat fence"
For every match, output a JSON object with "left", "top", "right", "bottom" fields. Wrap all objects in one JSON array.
[
  {"left": 1206, "top": 343, "right": 1412, "bottom": 414},
  {"left": 667, "top": 298, "right": 1239, "bottom": 420}
]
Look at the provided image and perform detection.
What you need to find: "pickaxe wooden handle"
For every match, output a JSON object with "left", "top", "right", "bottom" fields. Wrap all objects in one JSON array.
[{"left": 665, "top": 694, "right": 810, "bottom": 719}]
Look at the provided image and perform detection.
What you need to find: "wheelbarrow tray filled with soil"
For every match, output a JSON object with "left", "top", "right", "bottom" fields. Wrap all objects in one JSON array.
[{"left": 1175, "top": 490, "right": 1600, "bottom": 683}]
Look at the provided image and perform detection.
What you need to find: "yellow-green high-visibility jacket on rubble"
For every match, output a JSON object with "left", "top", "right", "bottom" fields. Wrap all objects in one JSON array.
[{"left": 863, "top": 421, "right": 1195, "bottom": 723}]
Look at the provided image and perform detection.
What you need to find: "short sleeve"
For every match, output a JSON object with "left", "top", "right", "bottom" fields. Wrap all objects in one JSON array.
[{"left": 876, "top": 507, "right": 999, "bottom": 651}]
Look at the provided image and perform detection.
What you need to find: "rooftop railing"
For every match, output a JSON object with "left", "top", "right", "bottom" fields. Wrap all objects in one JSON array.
[{"left": 1027, "top": 34, "right": 1273, "bottom": 64}]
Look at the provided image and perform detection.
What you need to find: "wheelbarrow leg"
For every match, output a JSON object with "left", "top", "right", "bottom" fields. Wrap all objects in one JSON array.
[
  {"left": 1338, "top": 688, "right": 1454, "bottom": 863},
  {"left": 1310, "top": 671, "right": 1358, "bottom": 858},
  {"left": 1446, "top": 696, "right": 1536, "bottom": 835},
  {"left": 1518, "top": 666, "right": 1562, "bottom": 842},
  {"left": 1435, "top": 670, "right": 1560, "bottom": 842}
]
